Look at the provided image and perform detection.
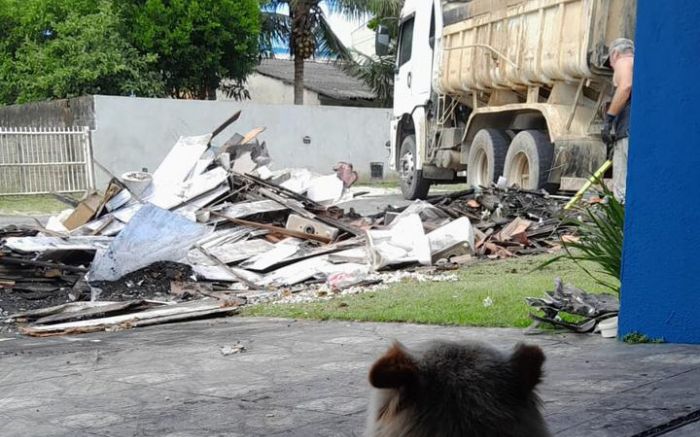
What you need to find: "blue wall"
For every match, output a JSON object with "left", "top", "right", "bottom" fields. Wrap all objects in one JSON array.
[{"left": 619, "top": 0, "right": 700, "bottom": 344}]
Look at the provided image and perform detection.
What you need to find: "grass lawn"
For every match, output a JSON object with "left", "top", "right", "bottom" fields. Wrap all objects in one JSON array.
[
  {"left": 355, "top": 178, "right": 400, "bottom": 188},
  {"left": 0, "top": 195, "right": 74, "bottom": 215},
  {"left": 243, "top": 254, "right": 618, "bottom": 328}
]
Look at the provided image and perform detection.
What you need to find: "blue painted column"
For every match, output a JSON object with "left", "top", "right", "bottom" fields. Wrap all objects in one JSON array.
[{"left": 619, "top": 0, "right": 700, "bottom": 344}]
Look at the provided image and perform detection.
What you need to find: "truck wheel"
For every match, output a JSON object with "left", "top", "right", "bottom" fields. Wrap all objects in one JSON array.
[
  {"left": 503, "top": 130, "right": 554, "bottom": 190},
  {"left": 467, "top": 129, "right": 510, "bottom": 187},
  {"left": 399, "top": 135, "right": 431, "bottom": 200}
]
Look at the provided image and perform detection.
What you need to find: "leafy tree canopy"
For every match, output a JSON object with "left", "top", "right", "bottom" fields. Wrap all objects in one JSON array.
[
  {"left": 9, "top": 1, "right": 165, "bottom": 104},
  {"left": 123, "top": 0, "right": 260, "bottom": 99},
  {"left": 0, "top": 0, "right": 261, "bottom": 104}
]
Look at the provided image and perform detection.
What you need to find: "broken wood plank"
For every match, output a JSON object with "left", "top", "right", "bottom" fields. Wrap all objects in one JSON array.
[
  {"left": 211, "top": 110, "right": 241, "bottom": 140},
  {"left": 7, "top": 301, "right": 122, "bottom": 321},
  {"left": 239, "top": 173, "right": 324, "bottom": 209},
  {"left": 20, "top": 299, "right": 233, "bottom": 337},
  {"left": 126, "top": 306, "right": 239, "bottom": 328},
  {"left": 257, "top": 188, "right": 316, "bottom": 219},
  {"left": 212, "top": 199, "right": 293, "bottom": 219},
  {"left": 218, "top": 127, "right": 266, "bottom": 157},
  {"left": 34, "top": 300, "right": 149, "bottom": 325},
  {"left": 211, "top": 212, "right": 332, "bottom": 244}
]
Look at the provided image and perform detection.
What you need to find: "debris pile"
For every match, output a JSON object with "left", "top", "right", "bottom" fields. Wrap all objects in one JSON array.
[
  {"left": 427, "top": 187, "right": 575, "bottom": 259},
  {"left": 1, "top": 112, "right": 576, "bottom": 336},
  {"left": 526, "top": 278, "right": 619, "bottom": 334}
]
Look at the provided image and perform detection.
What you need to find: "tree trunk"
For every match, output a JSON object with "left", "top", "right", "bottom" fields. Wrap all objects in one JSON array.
[{"left": 294, "top": 54, "right": 305, "bottom": 105}]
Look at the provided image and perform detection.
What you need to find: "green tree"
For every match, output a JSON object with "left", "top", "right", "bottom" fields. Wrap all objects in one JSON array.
[
  {"left": 0, "top": 0, "right": 164, "bottom": 104},
  {"left": 124, "top": 0, "right": 261, "bottom": 100},
  {"left": 0, "top": 0, "right": 21, "bottom": 103}
]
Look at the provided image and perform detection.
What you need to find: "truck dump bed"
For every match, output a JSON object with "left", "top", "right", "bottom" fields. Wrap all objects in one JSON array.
[{"left": 438, "top": 0, "right": 636, "bottom": 96}]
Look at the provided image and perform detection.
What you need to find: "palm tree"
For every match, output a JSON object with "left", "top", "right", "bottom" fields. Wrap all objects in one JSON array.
[
  {"left": 261, "top": 0, "right": 398, "bottom": 105},
  {"left": 342, "top": 50, "right": 396, "bottom": 106}
]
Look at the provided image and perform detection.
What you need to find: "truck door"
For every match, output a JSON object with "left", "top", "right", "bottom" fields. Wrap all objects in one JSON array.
[
  {"left": 393, "top": 1, "right": 435, "bottom": 117},
  {"left": 394, "top": 14, "right": 415, "bottom": 115}
]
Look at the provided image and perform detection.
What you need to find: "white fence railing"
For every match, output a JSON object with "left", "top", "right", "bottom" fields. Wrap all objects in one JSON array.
[{"left": 0, "top": 126, "right": 95, "bottom": 195}]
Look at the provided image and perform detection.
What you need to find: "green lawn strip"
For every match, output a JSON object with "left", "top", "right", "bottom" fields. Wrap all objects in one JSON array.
[
  {"left": 243, "top": 254, "right": 618, "bottom": 328},
  {"left": 0, "top": 195, "right": 74, "bottom": 215},
  {"left": 355, "top": 179, "right": 400, "bottom": 189}
]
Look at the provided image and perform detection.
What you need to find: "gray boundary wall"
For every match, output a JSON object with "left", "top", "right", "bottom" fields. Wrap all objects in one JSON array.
[
  {"left": 91, "top": 96, "right": 394, "bottom": 188},
  {"left": 0, "top": 96, "right": 95, "bottom": 129}
]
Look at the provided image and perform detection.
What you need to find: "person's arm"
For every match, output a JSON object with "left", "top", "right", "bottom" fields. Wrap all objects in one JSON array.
[{"left": 608, "top": 57, "right": 634, "bottom": 116}]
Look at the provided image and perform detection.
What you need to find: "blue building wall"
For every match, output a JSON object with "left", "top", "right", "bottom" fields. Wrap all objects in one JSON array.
[{"left": 619, "top": 0, "right": 700, "bottom": 344}]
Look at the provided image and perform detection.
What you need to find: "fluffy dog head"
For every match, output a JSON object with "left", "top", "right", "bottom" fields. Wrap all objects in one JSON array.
[{"left": 365, "top": 340, "right": 551, "bottom": 437}]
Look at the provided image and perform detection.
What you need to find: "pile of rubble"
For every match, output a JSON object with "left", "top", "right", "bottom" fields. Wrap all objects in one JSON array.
[
  {"left": 0, "top": 112, "right": 577, "bottom": 336},
  {"left": 428, "top": 186, "right": 575, "bottom": 259}
]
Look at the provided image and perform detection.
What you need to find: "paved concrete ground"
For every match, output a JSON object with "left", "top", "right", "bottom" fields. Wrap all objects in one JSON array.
[{"left": 1, "top": 317, "right": 698, "bottom": 437}]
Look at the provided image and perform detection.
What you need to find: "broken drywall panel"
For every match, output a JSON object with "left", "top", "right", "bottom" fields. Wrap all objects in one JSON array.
[
  {"left": 151, "top": 134, "right": 212, "bottom": 188},
  {"left": 240, "top": 238, "right": 303, "bottom": 271},
  {"left": 427, "top": 217, "right": 475, "bottom": 259},
  {"left": 306, "top": 175, "right": 344, "bottom": 204}
]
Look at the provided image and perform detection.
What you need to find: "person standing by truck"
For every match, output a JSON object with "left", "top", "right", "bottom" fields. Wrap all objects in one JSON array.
[{"left": 602, "top": 38, "right": 634, "bottom": 202}]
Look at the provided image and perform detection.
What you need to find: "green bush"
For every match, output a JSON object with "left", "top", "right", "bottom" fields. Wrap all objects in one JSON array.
[{"left": 540, "top": 182, "right": 624, "bottom": 294}]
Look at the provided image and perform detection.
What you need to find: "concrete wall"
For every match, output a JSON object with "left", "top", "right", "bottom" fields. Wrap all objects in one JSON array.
[
  {"left": 91, "top": 95, "right": 393, "bottom": 188},
  {"left": 618, "top": 1, "right": 700, "bottom": 344},
  {"left": 218, "top": 74, "right": 321, "bottom": 106},
  {"left": 0, "top": 96, "right": 95, "bottom": 128}
]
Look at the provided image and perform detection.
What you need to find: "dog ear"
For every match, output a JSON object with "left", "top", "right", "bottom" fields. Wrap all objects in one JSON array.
[
  {"left": 510, "top": 343, "right": 545, "bottom": 394},
  {"left": 369, "top": 342, "right": 418, "bottom": 389}
]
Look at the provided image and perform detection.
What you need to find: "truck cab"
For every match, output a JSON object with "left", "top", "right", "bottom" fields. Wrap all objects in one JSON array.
[
  {"left": 390, "top": 0, "right": 445, "bottom": 199},
  {"left": 385, "top": 0, "right": 636, "bottom": 200}
]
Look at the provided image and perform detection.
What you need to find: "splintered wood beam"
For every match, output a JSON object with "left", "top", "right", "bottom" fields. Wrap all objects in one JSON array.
[
  {"left": 211, "top": 110, "right": 242, "bottom": 140},
  {"left": 211, "top": 212, "right": 331, "bottom": 244}
]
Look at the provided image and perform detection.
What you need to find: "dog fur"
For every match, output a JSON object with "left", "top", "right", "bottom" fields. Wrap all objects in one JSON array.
[{"left": 365, "top": 340, "right": 551, "bottom": 437}]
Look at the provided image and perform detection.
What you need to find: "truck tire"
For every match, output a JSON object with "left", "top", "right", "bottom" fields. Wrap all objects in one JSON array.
[
  {"left": 503, "top": 130, "right": 554, "bottom": 190},
  {"left": 399, "top": 135, "right": 431, "bottom": 200},
  {"left": 467, "top": 128, "right": 510, "bottom": 187}
]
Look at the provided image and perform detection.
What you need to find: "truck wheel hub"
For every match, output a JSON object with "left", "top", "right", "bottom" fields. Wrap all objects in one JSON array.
[
  {"left": 510, "top": 152, "right": 530, "bottom": 188},
  {"left": 400, "top": 151, "right": 415, "bottom": 183}
]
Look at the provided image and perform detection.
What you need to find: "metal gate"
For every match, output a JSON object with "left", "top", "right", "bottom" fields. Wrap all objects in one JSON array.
[{"left": 0, "top": 127, "right": 95, "bottom": 195}]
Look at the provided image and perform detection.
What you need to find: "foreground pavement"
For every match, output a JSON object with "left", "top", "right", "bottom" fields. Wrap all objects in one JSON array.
[{"left": 1, "top": 317, "right": 699, "bottom": 437}]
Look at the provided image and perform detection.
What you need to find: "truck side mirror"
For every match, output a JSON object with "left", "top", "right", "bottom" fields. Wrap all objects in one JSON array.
[{"left": 375, "top": 25, "right": 391, "bottom": 56}]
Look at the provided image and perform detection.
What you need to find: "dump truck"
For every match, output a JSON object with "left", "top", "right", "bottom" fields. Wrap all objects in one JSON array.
[{"left": 378, "top": 0, "right": 637, "bottom": 199}]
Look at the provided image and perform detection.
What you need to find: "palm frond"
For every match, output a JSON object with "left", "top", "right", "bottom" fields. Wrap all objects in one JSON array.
[
  {"left": 341, "top": 50, "right": 395, "bottom": 105},
  {"left": 323, "top": 0, "right": 371, "bottom": 20},
  {"left": 314, "top": 13, "right": 351, "bottom": 59},
  {"left": 260, "top": 11, "right": 291, "bottom": 58},
  {"left": 366, "top": 0, "right": 403, "bottom": 18},
  {"left": 260, "top": 0, "right": 290, "bottom": 13}
]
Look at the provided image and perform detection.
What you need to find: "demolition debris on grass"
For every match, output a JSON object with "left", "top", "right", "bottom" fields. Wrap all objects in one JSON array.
[{"left": 0, "top": 111, "right": 580, "bottom": 336}]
